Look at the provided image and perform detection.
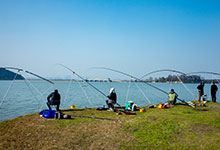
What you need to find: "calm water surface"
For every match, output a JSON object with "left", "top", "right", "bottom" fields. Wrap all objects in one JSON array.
[{"left": 0, "top": 81, "right": 219, "bottom": 122}]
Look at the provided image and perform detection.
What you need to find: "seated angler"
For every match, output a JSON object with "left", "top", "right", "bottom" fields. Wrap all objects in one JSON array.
[
  {"left": 106, "top": 88, "right": 117, "bottom": 111},
  {"left": 168, "top": 89, "right": 178, "bottom": 105},
  {"left": 47, "top": 89, "right": 61, "bottom": 111}
]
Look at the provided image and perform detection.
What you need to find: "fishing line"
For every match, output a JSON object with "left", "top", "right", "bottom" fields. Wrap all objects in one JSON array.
[
  {"left": 77, "top": 80, "right": 92, "bottom": 105},
  {"left": 62, "top": 76, "right": 74, "bottom": 107},
  {"left": 23, "top": 74, "right": 46, "bottom": 98},
  {"left": 142, "top": 84, "right": 164, "bottom": 102},
  {"left": 166, "top": 74, "right": 174, "bottom": 102},
  {"left": 86, "top": 82, "right": 102, "bottom": 104},
  {"left": 38, "top": 84, "right": 55, "bottom": 111},
  {"left": 125, "top": 77, "right": 132, "bottom": 102},
  {"left": 175, "top": 73, "right": 195, "bottom": 100},
  {"left": 0, "top": 70, "right": 19, "bottom": 109},
  {"left": 134, "top": 82, "right": 151, "bottom": 104},
  {"left": 23, "top": 75, "right": 41, "bottom": 111},
  {"left": 168, "top": 74, "right": 173, "bottom": 91}
]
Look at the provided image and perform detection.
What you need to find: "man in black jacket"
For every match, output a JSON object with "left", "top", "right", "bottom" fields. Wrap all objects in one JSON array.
[
  {"left": 106, "top": 88, "right": 117, "bottom": 111},
  {"left": 47, "top": 89, "right": 61, "bottom": 111},
  {"left": 211, "top": 82, "right": 218, "bottom": 102},
  {"left": 197, "top": 82, "right": 204, "bottom": 102}
]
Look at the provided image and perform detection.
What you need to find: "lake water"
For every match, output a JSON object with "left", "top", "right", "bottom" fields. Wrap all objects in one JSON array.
[{"left": 0, "top": 80, "right": 219, "bottom": 122}]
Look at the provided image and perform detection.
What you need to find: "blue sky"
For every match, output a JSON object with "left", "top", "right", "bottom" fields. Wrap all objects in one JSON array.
[{"left": 0, "top": 0, "right": 220, "bottom": 79}]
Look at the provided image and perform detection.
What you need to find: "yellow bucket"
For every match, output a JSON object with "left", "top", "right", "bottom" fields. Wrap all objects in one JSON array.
[
  {"left": 71, "top": 105, "right": 76, "bottom": 109},
  {"left": 157, "top": 104, "right": 165, "bottom": 109},
  {"left": 140, "top": 108, "right": 145, "bottom": 112}
]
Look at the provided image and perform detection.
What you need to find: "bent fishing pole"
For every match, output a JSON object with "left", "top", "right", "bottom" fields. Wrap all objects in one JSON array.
[
  {"left": 91, "top": 67, "right": 190, "bottom": 106},
  {"left": 1, "top": 67, "right": 54, "bottom": 84},
  {"left": 57, "top": 64, "right": 122, "bottom": 107},
  {"left": 140, "top": 69, "right": 187, "bottom": 80}
]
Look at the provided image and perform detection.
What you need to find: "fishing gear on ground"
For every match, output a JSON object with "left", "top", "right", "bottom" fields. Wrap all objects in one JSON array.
[{"left": 40, "top": 110, "right": 71, "bottom": 119}]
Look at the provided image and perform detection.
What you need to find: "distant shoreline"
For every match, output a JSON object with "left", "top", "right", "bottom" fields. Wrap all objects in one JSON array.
[{"left": 0, "top": 79, "right": 218, "bottom": 83}]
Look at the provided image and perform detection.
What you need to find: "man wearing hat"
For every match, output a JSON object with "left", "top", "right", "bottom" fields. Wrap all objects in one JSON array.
[{"left": 106, "top": 88, "right": 117, "bottom": 111}]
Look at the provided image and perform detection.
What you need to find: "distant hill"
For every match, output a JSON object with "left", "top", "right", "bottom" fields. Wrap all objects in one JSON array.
[{"left": 0, "top": 68, "right": 24, "bottom": 80}]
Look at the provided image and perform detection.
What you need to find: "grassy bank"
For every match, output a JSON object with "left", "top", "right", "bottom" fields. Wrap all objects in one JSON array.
[{"left": 1, "top": 102, "right": 220, "bottom": 150}]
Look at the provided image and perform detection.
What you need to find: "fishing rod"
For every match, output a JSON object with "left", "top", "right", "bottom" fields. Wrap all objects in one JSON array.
[
  {"left": 140, "top": 69, "right": 187, "bottom": 80},
  {"left": 70, "top": 115, "right": 116, "bottom": 121},
  {"left": 25, "top": 71, "right": 54, "bottom": 84},
  {"left": 91, "top": 67, "right": 189, "bottom": 105},
  {"left": 57, "top": 64, "right": 122, "bottom": 107},
  {"left": 1, "top": 67, "right": 54, "bottom": 84}
]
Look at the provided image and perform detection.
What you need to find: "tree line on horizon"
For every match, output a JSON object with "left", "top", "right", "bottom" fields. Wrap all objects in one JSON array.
[
  {"left": 144, "top": 75, "right": 220, "bottom": 83},
  {"left": 145, "top": 75, "right": 208, "bottom": 83}
]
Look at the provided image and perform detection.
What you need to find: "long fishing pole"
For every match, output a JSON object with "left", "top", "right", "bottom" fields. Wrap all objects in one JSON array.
[
  {"left": 1, "top": 67, "right": 54, "bottom": 84},
  {"left": 25, "top": 71, "right": 54, "bottom": 84},
  {"left": 70, "top": 115, "right": 116, "bottom": 121},
  {"left": 91, "top": 67, "right": 189, "bottom": 105},
  {"left": 57, "top": 64, "right": 122, "bottom": 107},
  {"left": 140, "top": 69, "right": 187, "bottom": 80}
]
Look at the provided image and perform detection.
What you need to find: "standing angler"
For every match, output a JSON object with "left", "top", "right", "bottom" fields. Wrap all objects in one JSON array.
[
  {"left": 47, "top": 89, "right": 61, "bottom": 111},
  {"left": 197, "top": 82, "right": 205, "bottom": 102},
  {"left": 211, "top": 82, "right": 218, "bottom": 102}
]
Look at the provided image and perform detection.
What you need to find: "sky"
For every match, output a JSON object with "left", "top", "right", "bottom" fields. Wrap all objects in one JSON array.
[{"left": 0, "top": 0, "right": 220, "bottom": 79}]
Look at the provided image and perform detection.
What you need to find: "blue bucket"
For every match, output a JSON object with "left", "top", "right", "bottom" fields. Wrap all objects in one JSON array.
[{"left": 40, "top": 110, "right": 56, "bottom": 118}]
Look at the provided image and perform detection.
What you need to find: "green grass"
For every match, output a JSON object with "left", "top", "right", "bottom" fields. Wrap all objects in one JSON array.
[{"left": 1, "top": 102, "right": 220, "bottom": 150}]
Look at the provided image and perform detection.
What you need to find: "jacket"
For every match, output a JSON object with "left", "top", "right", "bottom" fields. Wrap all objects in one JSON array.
[{"left": 47, "top": 92, "right": 61, "bottom": 105}]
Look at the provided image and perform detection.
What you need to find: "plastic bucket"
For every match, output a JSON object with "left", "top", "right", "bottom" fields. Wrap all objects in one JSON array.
[
  {"left": 140, "top": 108, "right": 145, "bottom": 112},
  {"left": 71, "top": 105, "right": 76, "bottom": 109}
]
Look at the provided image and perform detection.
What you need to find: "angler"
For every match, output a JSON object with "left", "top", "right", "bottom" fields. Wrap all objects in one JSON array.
[{"left": 106, "top": 88, "right": 117, "bottom": 111}]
